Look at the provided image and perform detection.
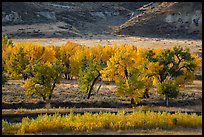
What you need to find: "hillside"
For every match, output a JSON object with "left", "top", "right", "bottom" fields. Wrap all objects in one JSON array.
[
  {"left": 113, "top": 2, "right": 202, "bottom": 39},
  {"left": 2, "top": 2, "right": 147, "bottom": 38},
  {"left": 2, "top": 2, "right": 202, "bottom": 39}
]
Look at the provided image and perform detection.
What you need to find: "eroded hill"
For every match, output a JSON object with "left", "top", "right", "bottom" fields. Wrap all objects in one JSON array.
[
  {"left": 2, "top": 2, "right": 147, "bottom": 38},
  {"left": 113, "top": 2, "right": 202, "bottom": 39},
  {"left": 2, "top": 2, "right": 202, "bottom": 39}
]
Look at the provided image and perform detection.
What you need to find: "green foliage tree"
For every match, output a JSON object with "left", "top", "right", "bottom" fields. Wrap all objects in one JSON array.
[
  {"left": 78, "top": 56, "right": 106, "bottom": 99},
  {"left": 145, "top": 46, "right": 201, "bottom": 106},
  {"left": 23, "top": 59, "right": 65, "bottom": 103},
  {"left": 2, "top": 35, "right": 14, "bottom": 73},
  {"left": 156, "top": 77, "right": 179, "bottom": 106},
  {"left": 2, "top": 35, "right": 13, "bottom": 48},
  {"left": 2, "top": 72, "right": 8, "bottom": 86},
  {"left": 7, "top": 47, "right": 29, "bottom": 80},
  {"left": 2, "top": 36, "right": 14, "bottom": 86}
]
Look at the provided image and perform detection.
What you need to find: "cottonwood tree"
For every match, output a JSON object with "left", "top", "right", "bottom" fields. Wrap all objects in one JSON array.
[
  {"left": 7, "top": 47, "right": 29, "bottom": 80},
  {"left": 2, "top": 35, "right": 14, "bottom": 65},
  {"left": 23, "top": 59, "right": 65, "bottom": 105},
  {"left": 2, "top": 35, "right": 13, "bottom": 85},
  {"left": 144, "top": 46, "right": 201, "bottom": 106},
  {"left": 78, "top": 55, "right": 106, "bottom": 99},
  {"left": 101, "top": 44, "right": 149, "bottom": 105},
  {"left": 58, "top": 42, "right": 81, "bottom": 80}
]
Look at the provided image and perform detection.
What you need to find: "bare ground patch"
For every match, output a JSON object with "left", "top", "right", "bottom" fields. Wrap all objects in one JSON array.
[{"left": 2, "top": 79, "right": 202, "bottom": 111}]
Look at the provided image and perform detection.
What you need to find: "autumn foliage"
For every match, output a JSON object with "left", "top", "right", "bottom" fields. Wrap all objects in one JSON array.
[
  {"left": 2, "top": 36, "right": 201, "bottom": 106},
  {"left": 2, "top": 111, "right": 202, "bottom": 135}
]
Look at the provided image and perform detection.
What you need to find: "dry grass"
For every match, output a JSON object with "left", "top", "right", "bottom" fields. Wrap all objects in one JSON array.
[
  {"left": 26, "top": 127, "right": 202, "bottom": 135},
  {"left": 11, "top": 36, "right": 202, "bottom": 54},
  {"left": 2, "top": 78, "right": 202, "bottom": 113}
]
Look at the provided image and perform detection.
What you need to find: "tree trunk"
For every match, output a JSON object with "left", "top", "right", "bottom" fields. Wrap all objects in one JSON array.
[
  {"left": 86, "top": 87, "right": 89, "bottom": 94},
  {"left": 165, "top": 94, "right": 169, "bottom": 107},
  {"left": 48, "top": 94, "right": 52, "bottom": 100},
  {"left": 68, "top": 75, "right": 71, "bottom": 80},
  {"left": 87, "top": 74, "right": 100, "bottom": 99},
  {"left": 46, "top": 84, "right": 55, "bottom": 108},
  {"left": 23, "top": 74, "right": 27, "bottom": 81},
  {"left": 64, "top": 73, "right": 67, "bottom": 79},
  {"left": 96, "top": 80, "right": 103, "bottom": 93},
  {"left": 45, "top": 98, "right": 51, "bottom": 109},
  {"left": 50, "top": 83, "right": 56, "bottom": 94},
  {"left": 87, "top": 89, "right": 92, "bottom": 99},
  {"left": 42, "top": 96, "right": 46, "bottom": 101},
  {"left": 131, "top": 98, "right": 135, "bottom": 106},
  {"left": 143, "top": 88, "right": 150, "bottom": 98}
]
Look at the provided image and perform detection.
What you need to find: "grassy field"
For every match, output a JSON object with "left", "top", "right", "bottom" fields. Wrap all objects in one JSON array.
[{"left": 11, "top": 36, "right": 202, "bottom": 54}]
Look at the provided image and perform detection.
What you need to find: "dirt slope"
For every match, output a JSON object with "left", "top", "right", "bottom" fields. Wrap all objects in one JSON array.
[{"left": 113, "top": 2, "right": 202, "bottom": 39}]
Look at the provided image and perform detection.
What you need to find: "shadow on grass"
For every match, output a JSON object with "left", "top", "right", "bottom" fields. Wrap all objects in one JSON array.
[
  {"left": 2, "top": 101, "right": 130, "bottom": 109},
  {"left": 2, "top": 96, "right": 202, "bottom": 109}
]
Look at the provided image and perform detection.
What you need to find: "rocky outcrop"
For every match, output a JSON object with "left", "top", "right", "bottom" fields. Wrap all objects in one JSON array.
[
  {"left": 2, "top": 11, "right": 23, "bottom": 23},
  {"left": 164, "top": 8, "right": 202, "bottom": 34}
]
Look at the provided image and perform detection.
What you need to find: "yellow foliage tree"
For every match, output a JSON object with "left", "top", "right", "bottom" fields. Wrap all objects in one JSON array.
[
  {"left": 101, "top": 44, "right": 148, "bottom": 105},
  {"left": 58, "top": 41, "right": 81, "bottom": 79}
]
